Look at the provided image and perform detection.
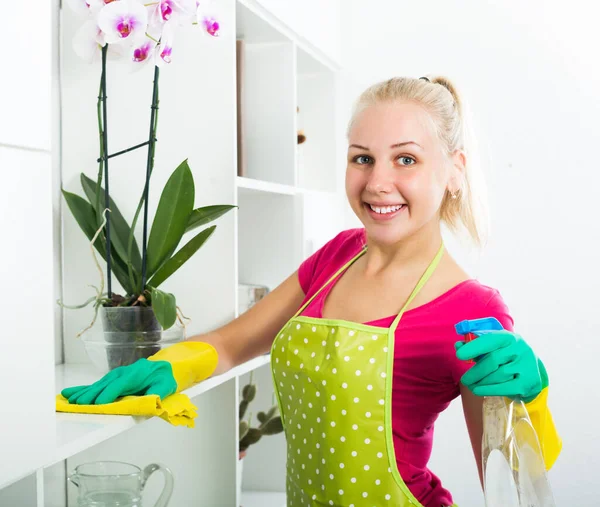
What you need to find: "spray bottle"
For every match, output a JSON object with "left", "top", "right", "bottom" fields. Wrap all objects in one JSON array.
[{"left": 455, "top": 318, "right": 557, "bottom": 507}]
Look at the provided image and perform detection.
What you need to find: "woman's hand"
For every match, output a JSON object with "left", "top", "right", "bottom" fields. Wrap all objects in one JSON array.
[
  {"left": 62, "top": 341, "right": 218, "bottom": 405},
  {"left": 455, "top": 330, "right": 548, "bottom": 402},
  {"left": 61, "top": 359, "right": 177, "bottom": 405}
]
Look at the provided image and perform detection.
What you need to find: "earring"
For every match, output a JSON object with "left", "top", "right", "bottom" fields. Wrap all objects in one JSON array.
[{"left": 451, "top": 192, "right": 457, "bottom": 200}]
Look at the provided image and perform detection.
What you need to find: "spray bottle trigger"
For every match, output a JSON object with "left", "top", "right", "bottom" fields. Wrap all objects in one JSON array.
[
  {"left": 454, "top": 317, "right": 505, "bottom": 364},
  {"left": 454, "top": 317, "right": 504, "bottom": 335}
]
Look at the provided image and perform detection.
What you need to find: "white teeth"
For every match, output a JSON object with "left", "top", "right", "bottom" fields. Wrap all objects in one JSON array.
[{"left": 369, "top": 204, "right": 403, "bottom": 214}]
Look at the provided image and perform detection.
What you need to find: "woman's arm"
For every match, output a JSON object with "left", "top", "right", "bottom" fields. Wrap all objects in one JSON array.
[
  {"left": 460, "top": 383, "right": 484, "bottom": 488},
  {"left": 189, "top": 271, "right": 306, "bottom": 374}
]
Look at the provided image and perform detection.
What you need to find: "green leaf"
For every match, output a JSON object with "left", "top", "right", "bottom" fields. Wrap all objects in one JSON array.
[
  {"left": 62, "top": 190, "right": 134, "bottom": 294},
  {"left": 150, "top": 288, "right": 177, "bottom": 329},
  {"left": 62, "top": 190, "right": 104, "bottom": 251},
  {"left": 80, "top": 173, "right": 143, "bottom": 277},
  {"left": 146, "top": 159, "right": 195, "bottom": 277},
  {"left": 148, "top": 226, "right": 216, "bottom": 289},
  {"left": 185, "top": 205, "right": 236, "bottom": 234}
]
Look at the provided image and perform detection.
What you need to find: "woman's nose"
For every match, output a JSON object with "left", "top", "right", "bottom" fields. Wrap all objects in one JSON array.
[{"left": 365, "top": 162, "right": 393, "bottom": 194}]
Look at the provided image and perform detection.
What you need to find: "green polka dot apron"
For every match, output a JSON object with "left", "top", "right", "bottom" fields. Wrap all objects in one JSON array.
[{"left": 271, "top": 243, "right": 458, "bottom": 507}]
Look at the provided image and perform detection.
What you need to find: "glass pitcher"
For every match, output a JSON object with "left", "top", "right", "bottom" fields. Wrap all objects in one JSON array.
[{"left": 68, "top": 461, "right": 174, "bottom": 507}]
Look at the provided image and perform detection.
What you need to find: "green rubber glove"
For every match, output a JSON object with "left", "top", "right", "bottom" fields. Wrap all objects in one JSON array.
[
  {"left": 455, "top": 330, "right": 548, "bottom": 402},
  {"left": 61, "top": 359, "right": 177, "bottom": 405}
]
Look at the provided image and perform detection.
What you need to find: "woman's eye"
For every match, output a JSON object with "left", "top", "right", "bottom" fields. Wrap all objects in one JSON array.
[
  {"left": 398, "top": 156, "right": 416, "bottom": 166},
  {"left": 353, "top": 155, "right": 373, "bottom": 165}
]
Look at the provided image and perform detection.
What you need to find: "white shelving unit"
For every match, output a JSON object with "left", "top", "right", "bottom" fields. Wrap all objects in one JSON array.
[
  {"left": 235, "top": 1, "right": 341, "bottom": 503},
  {"left": 0, "top": 0, "right": 342, "bottom": 506}
]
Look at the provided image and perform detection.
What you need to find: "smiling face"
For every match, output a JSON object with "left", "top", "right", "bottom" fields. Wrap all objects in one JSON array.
[{"left": 346, "top": 100, "right": 463, "bottom": 247}]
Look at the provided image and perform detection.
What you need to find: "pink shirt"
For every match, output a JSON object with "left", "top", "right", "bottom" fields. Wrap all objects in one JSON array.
[{"left": 297, "top": 229, "right": 514, "bottom": 507}]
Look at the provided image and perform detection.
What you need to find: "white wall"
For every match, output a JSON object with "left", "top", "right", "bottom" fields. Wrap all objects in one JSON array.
[
  {"left": 340, "top": 1, "right": 600, "bottom": 505},
  {"left": 0, "top": 0, "right": 57, "bottom": 492}
]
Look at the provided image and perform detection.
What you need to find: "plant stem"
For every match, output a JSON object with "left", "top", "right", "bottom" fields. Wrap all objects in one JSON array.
[
  {"left": 100, "top": 45, "right": 112, "bottom": 297},
  {"left": 141, "top": 64, "right": 160, "bottom": 291}
]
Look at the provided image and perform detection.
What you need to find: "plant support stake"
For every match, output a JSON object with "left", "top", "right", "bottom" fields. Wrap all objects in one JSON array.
[
  {"left": 101, "top": 45, "right": 112, "bottom": 297},
  {"left": 141, "top": 65, "right": 160, "bottom": 290},
  {"left": 96, "top": 139, "right": 157, "bottom": 163}
]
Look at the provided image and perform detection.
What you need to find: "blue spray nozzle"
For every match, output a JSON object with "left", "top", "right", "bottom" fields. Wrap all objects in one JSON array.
[{"left": 454, "top": 317, "right": 504, "bottom": 336}]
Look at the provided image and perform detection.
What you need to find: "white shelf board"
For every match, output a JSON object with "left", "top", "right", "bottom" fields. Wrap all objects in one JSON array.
[
  {"left": 241, "top": 490, "right": 286, "bottom": 507},
  {"left": 237, "top": 176, "right": 296, "bottom": 196},
  {"left": 52, "top": 355, "right": 271, "bottom": 466}
]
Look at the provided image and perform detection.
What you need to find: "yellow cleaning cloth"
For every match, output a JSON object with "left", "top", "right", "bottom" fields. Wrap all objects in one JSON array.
[{"left": 56, "top": 392, "right": 198, "bottom": 428}]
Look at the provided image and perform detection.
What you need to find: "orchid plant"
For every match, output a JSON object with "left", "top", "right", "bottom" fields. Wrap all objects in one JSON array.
[{"left": 61, "top": 0, "right": 234, "bottom": 334}]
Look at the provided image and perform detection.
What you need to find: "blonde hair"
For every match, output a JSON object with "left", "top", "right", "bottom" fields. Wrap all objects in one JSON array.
[{"left": 347, "top": 76, "right": 488, "bottom": 246}]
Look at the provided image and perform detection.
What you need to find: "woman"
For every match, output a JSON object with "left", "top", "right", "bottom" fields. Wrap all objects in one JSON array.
[{"left": 63, "top": 76, "right": 561, "bottom": 507}]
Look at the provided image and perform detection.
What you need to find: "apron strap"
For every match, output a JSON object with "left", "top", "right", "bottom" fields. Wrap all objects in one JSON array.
[
  {"left": 293, "top": 246, "right": 367, "bottom": 319},
  {"left": 294, "top": 241, "right": 444, "bottom": 324},
  {"left": 389, "top": 242, "right": 445, "bottom": 332}
]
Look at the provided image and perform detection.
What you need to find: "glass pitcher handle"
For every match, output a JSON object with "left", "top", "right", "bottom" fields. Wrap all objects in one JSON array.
[{"left": 141, "top": 463, "right": 174, "bottom": 507}]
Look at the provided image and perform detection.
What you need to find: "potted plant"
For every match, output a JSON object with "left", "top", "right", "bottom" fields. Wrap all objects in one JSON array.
[
  {"left": 237, "top": 373, "right": 284, "bottom": 501},
  {"left": 60, "top": 0, "right": 233, "bottom": 370}
]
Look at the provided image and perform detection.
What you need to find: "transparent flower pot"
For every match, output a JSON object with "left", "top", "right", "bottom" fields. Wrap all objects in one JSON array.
[{"left": 81, "top": 306, "right": 183, "bottom": 373}]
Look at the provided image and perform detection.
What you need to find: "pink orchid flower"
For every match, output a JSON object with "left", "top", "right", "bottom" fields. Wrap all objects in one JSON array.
[
  {"left": 156, "top": 21, "right": 175, "bottom": 66},
  {"left": 97, "top": 0, "right": 149, "bottom": 45},
  {"left": 150, "top": 0, "right": 195, "bottom": 25},
  {"left": 196, "top": 0, "right": 220, "bottom": 37}
]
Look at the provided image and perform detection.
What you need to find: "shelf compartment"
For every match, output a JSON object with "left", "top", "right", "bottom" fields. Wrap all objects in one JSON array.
[
  {"left": 296, "top": 43, "right": 336, "bottom": 76},
  {"left": 296, "top": 50, "right": 337, "bottom": 193},
  {"left": 236, "top": 0, "right": 290, "bottom": 45},
  {"left": 239, "top": 364, "right": 286, "bottom": 494},
  {"left": 237, "top": 0, "right": 339, "bottom": 73},
  {"left": 237, "top": 191, "right": 302, "bottom": 291},
  {"left": 235, "top": 36, "right": 296, "bottom": 186}
]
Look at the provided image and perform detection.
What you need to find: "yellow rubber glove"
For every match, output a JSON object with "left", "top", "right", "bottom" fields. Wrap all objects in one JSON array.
[
  {"left": 522, "top": 385, "right": 562, "bottom": 471},
  {"left": 148, "top": 341, "right": 219, "bottom": 392}
]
